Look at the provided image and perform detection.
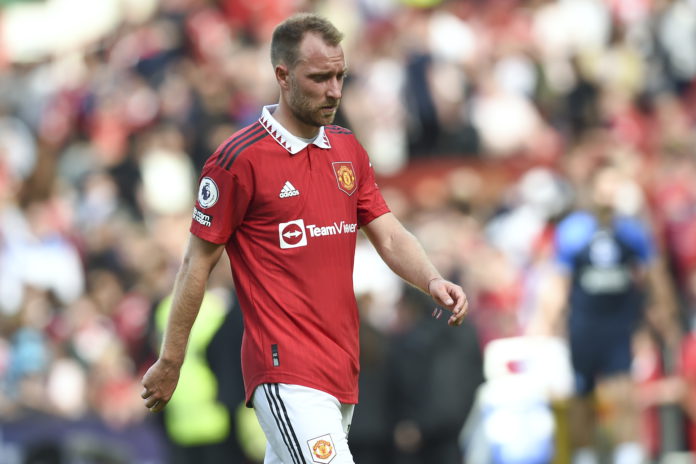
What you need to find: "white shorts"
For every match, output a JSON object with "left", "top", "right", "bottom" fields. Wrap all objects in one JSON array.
[{"left": 252, "top": 383, "right": 355, "bottom": 464}]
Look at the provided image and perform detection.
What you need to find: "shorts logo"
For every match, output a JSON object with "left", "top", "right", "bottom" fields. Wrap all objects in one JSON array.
[
  {"left": 278, "top": 219, "right": 307, "bottom": 249},
  {"left": 197, "top": 177, "right": 219, "bottom": 209},
  {"left": 332, "top": 162, "right": 356, "bottom": 196},
  {"left": 307, "top": 434, "right": 336, "bottom": 463}
]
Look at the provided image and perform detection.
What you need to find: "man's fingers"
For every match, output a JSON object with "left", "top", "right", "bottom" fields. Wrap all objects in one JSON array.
[
  {"left": 145, "top": 397, "right": 160, "bottom": 408},
  {"left": 448, "top": 311, "right": 466, "bottom": 326},
  {"left": 142, "top": 384, "right": 166, "bottom": 411},
  {"left": 446, "top": 290, "right": 466, "bottom": 314},
  {"left": 430, "top": 280, "right": 469, "bottom": 327},
  {"left": 146, "top": 395, "right": 170, "bottom": 411},
  {"left": 448, "top": 295, "right": 468, "bottom": 326}
]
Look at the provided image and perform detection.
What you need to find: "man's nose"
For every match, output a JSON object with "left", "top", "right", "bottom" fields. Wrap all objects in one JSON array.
[{"left": 326, "top": 78, "right": 342, "bottom": 100}]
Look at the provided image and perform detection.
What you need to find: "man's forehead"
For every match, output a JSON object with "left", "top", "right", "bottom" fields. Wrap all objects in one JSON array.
[{"left": 296, "top": 33, "right": 344, "bottom": 65}]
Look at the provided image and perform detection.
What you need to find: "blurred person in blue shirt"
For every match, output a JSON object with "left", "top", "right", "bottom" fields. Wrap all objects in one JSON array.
[{"left": 529, "top": 161, "right": 680, "bottom": 464}]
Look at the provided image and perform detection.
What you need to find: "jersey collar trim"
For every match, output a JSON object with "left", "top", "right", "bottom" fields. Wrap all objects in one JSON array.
[{"left": 259, "top": 104, "right": 331, "bottom": 154}]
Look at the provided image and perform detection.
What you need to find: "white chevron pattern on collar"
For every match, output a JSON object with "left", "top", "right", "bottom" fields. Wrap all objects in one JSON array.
[{"left": 259, "top": 104, "right": 332, "bottom": 154}]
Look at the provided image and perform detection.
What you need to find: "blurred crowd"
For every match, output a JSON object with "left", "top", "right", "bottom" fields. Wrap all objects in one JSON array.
[{"left": 0, "top": 0, "right": 695, "bottom": 462}]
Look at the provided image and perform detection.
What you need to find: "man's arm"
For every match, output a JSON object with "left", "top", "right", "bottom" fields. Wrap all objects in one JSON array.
[
  {"left": 526, "top": 271, "right": 570, "bottom": 336},
  {"left": 141, "top": 234, "right": 226, "bottom": 412},
  {"left": 361, "top": 212, "right": 468, "bottom": 326},
  {"left": 645, "top": 257, "right": 682, "bottom": 348}
]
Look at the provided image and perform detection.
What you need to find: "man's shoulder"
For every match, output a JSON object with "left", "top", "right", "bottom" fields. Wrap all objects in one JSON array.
[
  {"left": 324, "top": 125, "right": 364, "bottom": 153},
  {"left": 210, "top": 121, "right": 272, "bottom": 171},
  {"left": 324, "top": 124, "right": 354, "bottom": 135},
  {"left": 555, "top": 210, "right": 596, "bottom": 253}
]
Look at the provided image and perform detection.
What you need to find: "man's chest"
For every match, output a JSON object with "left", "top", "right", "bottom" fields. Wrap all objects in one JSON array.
[{"left": 249, "top": 147, "right": 361, "bottom": 222}]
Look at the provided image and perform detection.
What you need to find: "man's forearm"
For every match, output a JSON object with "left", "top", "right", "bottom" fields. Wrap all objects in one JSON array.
[
  {"left": 367, "top": 223, "right": 441, "bottom": 293},
  {"left": 159, "top": 256, "right": 212, "bottom": 365},
  {"left": 385, "top": 231, "right": 441, "bottom": 292},
  {"left": 362, "top": 213, "right": 467, "bottom": 325}
]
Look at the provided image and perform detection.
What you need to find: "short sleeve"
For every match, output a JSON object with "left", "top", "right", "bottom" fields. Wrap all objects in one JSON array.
[
  {"left": 554, "top": 211, "right": 596, "bottom": 272},
  {"left": 190, "top": 158, "right": 252, "bottom": 245},
  {"left": 614, "top": 216, "right": 655, "bottom": 264},
  {"left": 355, "top": 144, "right": 389, "bottom": 226}
]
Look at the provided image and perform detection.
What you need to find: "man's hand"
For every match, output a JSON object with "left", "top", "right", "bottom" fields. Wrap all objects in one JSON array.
[
  {"left": 141, "top": 358, "right": 182, "bottom": 413},
  {"left": 428, "top": 277, "right": 468, "bottom": 326}
]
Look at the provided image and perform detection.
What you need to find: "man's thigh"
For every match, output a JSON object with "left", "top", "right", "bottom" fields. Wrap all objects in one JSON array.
[{"left": 253, "top": 383, "right": 355, "bottom": 464}]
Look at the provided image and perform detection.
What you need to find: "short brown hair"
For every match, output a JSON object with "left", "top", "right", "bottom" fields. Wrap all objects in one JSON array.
[{"left": 270, "top": 13, "right": 344, "bottom": 68}]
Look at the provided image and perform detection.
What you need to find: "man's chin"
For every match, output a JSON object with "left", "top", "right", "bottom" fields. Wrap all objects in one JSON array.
[
  {"left": 297, "top": 111, "right": 336, "bottom": 128},
  {"left": 317, "top": 113, "right": 337, "bottom": 126}
]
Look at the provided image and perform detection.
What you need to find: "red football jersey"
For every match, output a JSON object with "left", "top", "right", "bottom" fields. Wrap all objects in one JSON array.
[{"left": 190, "top": 105, "right": 390, "bottom": 405}]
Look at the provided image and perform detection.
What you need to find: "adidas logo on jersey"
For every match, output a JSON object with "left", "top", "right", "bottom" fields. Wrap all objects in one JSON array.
[{"left": 279, "top": 181, "right": 300, "bottom": 198}]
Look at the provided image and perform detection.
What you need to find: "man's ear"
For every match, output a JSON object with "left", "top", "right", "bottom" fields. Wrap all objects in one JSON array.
[{"left": 275, "top": 64, "right": 290, "bottom": 91}]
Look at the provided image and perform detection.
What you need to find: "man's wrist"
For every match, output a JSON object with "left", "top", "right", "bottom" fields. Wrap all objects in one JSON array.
[
  {"left": 427, "top": 276, "right": 443, "bottom": 295},
  {"left": 160, "top": 353, "right": 185, "bottom": 368}
]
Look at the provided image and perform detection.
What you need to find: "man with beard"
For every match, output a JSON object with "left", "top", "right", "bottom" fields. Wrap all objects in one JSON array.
[{"left": 140, "top": 13, "right": 469, "bottom": 464}]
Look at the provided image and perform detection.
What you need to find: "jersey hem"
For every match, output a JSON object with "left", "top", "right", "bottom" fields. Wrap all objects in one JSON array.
[
  {"left": 190, "top": 226, "right": 229, "bottom": 245},
  {"left": 359, "top": 206, "right": 390, "bottom": 227},
  {"left": 245, "top": 374, "right": 358, "bottom": 407}
]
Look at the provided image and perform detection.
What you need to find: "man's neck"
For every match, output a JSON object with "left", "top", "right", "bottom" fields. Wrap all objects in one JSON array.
[
  {"left": 271, "top": 102, "right": 320, "bottom": 139},
  {"left": 595, "top": 206, "right": 614, "bottom": 227}
]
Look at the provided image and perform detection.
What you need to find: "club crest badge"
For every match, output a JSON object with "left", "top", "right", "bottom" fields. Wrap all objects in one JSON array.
[
  {"left": 332, "top": 162, "right": 356, "bottom": 196},
  {"left": 307, "top": 434, "right": 336, "bottom": 463}
]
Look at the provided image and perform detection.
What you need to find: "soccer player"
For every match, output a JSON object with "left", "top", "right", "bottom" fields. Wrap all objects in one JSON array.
[
  {"left": 529, "top": 162, "right": 679, "bottom": 464},
  {"left": 140, "top": 13, "right": 468, "bottom": 464}
]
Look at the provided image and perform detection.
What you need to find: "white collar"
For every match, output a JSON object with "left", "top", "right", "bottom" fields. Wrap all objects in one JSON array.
[{"left": 259, "top": 104, "right": 332, "bottom": 154}]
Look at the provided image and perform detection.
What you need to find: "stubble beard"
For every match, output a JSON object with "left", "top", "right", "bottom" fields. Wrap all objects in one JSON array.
[{"left": 288, "top": 77, "right": 339, "bottom": 128}]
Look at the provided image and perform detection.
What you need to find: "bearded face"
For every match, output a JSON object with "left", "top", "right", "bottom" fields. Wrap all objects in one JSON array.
[{"left": 287, "top": 71, "right": 340, "bottom": 128}]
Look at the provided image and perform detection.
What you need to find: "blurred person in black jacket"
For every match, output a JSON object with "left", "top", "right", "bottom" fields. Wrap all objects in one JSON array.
[
  {"left": 349, "top": 293, "right": 394, "bottom": 464},
  {"left": 387, "top": 285, "right": 484, "bottom": 464}
]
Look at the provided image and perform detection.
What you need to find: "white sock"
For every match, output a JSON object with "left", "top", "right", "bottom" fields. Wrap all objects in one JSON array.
[
  {"left": 613, "top": 442, "right": 645, "bottom": 464},
  {"left": 572, "top": 447, "right": 598, "bottom": 464}
]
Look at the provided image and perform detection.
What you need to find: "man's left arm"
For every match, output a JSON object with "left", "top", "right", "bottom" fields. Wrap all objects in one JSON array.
[
  {"left": 646, "top": 256, "right": 682, "bottom": 349},
  {"left": 361, "top": 212, "right": 468, "bottom": 326},
  {"left": 622, "top": 217, "right": 682, "bottom": 348}
]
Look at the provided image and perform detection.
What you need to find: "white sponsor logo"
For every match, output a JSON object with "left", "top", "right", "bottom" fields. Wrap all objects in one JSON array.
[
  {"left": 307, "top": 221, "right": 357, "bottom": 237},
  {"left": 307, "top": 434, "right": 336, "bottom": 463},
  {"left": 278, "top": 219, "right": 358, "bottom": 249},
  {"left": 197, "top": 177, "right": 219, "bottom": 208},
  {"left": 279, "top": 181, "right": 300, "bottom": 198},
  {"left": 279, "top": 219, "right": 308, "bottom": 249},
  {"left": 193, "top": 207, "right": 212, "bottom": 227}
]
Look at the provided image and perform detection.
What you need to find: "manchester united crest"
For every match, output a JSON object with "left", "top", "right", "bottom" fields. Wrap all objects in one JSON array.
[
  {"left": 307, "top": 434, "right": 336, "bottom": 463},
  {"left": 313, "top": 440, "right": 332, "bottom": 459},
  {"left": 332, "top": 162, "right": 357, "bottom": 196}
]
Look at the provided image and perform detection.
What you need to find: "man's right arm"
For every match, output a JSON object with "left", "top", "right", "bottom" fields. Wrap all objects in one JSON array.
[
  {"left": 527, "top": 271, "right": 570, "bottom": 336},
  {"left": 141, "top": 234, "right": 225, "bottom": 412}
]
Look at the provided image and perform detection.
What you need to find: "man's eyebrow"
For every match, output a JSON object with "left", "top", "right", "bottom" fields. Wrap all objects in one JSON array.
[{"left": 308, "top": 68, "right": 349, "bottom": 77}]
